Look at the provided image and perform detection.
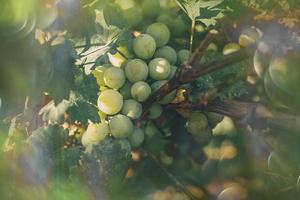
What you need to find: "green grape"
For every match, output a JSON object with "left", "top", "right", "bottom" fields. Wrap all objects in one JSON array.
[
  {"left": 103, "top": 67, "right": 126, "bottom": 89},
  {"left": 121, "top": 99, "right": 142, "bottom": 119},
  {"left": 193, "top": 128, "right": 212, "bottom": 145},
  {"left": 222, "top": 43, "right": 240, "bottom": 55},
  {"left": 133, "top": 34, "right": 156, "bottom": 59},
  {"left": 269, "top": 53, "right": 300, "bottom": 96},
  {"left": 81, "top": 122, "right": 109, "bottom": 147},
  {"left": 116, "top": 138, "right": 132, "bottom": 153},
  {"left": 131, "top": 81, "right": 151, "bottom": 102},
  {"left": 185, "top": 112, "right": 208, "bottom": 135},
  {"left": 123, "top": 6, "right": 143, "bottom": 27},
  {"left": 128, "top": 127, "right": 145, "bottom": 148},
  {"left": 206, "top": 112, "right": 224, "bottom": 128},
  {"left": 98, "top": 90, "right": 123, "bottom": 115},
  {"left": 125, "top": 59, "right": 149, "bottom": 83},
  {"left": 145, "top": 121, "right": 159, "bottom": 138},
  {"left": 239, "top": 26, "right": 260, "bottom": 47},
  {"left": 109, "top": 114, "right": 134, "bottom": 139},
  {"left": 207, "top": 42, "right": 218, "bottom": 51},
  {"left": 157, "top": 13, "right": 173, "bottom": 29},
  {"left": 148, "top": 102, "right": 162, "bottom": 119},
  {"left": 168, "top": 65, "right": 177, "bottom": 80},
  {"left": 172, "top": 15, "right": 186, "bottom": 37},
  {"left": 148, "top": 58, "right": 171, "bottom": 80},
  {"left": 177, "top": 49, "right": 190, "bottom": 64},
  {"left": 151, "top": 80, "right": 176, "bottom": 104},
  {"left": 154, "top": 46, "right": 177, "bottom": 65},
  {"left": 159, "top": 152, "right": 173, "bottom": 166},
  {"left": 92, "top": 64, "right": 111, "bottom": 86},
  {"left": 119, "top": 81, "right": 132, "bottom": 100},
  {"left": 146, "top": 22, "right": 170, "bottom": 47},
  {"left": 141, "top": 0, "right": 160, "bottom": 18}
]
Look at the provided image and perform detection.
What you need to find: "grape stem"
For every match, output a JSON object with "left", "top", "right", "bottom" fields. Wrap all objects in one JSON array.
[{"left": 138, "top": 42, "right": 254, "bottom": 121}]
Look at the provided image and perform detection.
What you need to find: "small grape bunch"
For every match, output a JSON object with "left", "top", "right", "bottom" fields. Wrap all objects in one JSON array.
[{"left": 81, "top": 20, "right": 192, "bottom": 150}]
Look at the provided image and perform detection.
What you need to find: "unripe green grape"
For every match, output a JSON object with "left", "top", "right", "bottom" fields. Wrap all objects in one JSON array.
[
  {"left": 193, "top": 128, "right": 212, "bottom": 145},
  {"left": 116, "top": 139, "right": 132, "bottom": 154},
  {"left": 146, "top": 22, "right": 170, "bottom": 47},
  {"left": 141, "top": 0, "right": 160, "bottom": 18},
  {"left": 207, "top": 42, "right": 218, "bottom": 51},
  {"left": 206, "top": 112, "right": 224, "bottom": 128},
  {"left": 239, "top": 26, "right": 260, "bottom": 47},
  {"left": 104, "top": 67, "right": 126, "bottom": 89},
  {"left": 172, "top": 15, "right": 186, "bottom": 37},
  {"left": 121, "top": 99, "right": 142, "bottom": 119},
  {"left": 222, "top": 43, "right": 240, "bottom": 55},
  {"left": 92, "top": 65, "right": 110, "bottom": 86},
  {"left": 145, "top": 121, "right": 159, "bottom": 138},
  {"left": 148, "top": 102, "right": 162, "bottom": 119},
  {"left": 119, "top": 81, "right": 132, "bottom": 100},
  {"left": 148, "top": 58, "right": 171, "bottom": 80},
  {"left": 81, "top": 122, "right": 110, "bottom": 147},
  {"left": 98, "top": 90, "right": 123, "bottom": 115},
  {"left": 160, "top": 152, "right": 173, "bottom": 166},
  {"left": 109, "top": 114, "right": 134, "bottom": 139},
  {"left": 177, "top": 49, "right": 190, "bottom": 64},
  {"left": 133, "top": 34, "right": 156, "bottom": 59},
  {"left": 125, "top": 59, "right": 149, "bottom": 83},
  {"left": 128, "top": 127, "right": 145, "bottom": 148},
  {"left": 168, "top": 65, "right": 177, "bottom": 80},
  {"left": 157, "top": 13, "right": 173, "bottom": 29},
  {"left": 185, "top": 112, "right": 208, "bottom": 135},
  {"left": 123, "top": 6, "right": 143, "bottom": 27},
  {"left": 151, "top": 80, "right": 176, "bottom": 104},
  {"left": 131, "top": 81, "right": 151, "bottom": 102},
  {"left": 154, "top": 46, "right": 177, "bottom": 65}
]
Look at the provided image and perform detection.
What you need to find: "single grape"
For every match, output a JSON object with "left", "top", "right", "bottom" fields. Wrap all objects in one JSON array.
[
  {"left": 81, "top": 122, "right": 110, "bottom": 147},
  {"left": 92, "top": 64, "right": 111, "bottom": 86},
  {"left": 156, "top": 13, "right": 173, "bottom": 29},
  {"left": 159, "top": 152, "right": 173, "bottom": 166},
  {"left": 185, "top": 112, "right": 208, "bottom": 135},
  {"left": 177, "top": 49, "right": 190, "bottom": 64},
  {"left": 151, "top": 80, "right": 176, "bottom": 104},
  {"left": 172, "top": 15, "right": 187, "bottom": 37},
  {"left": 146, "top": 22, "right": 170, "bottom": 47},
  {"left": 104, "top": 67, "right": 126, "bottom": 89},
  {"left": 148, "top": 102, "right": 162, "bottom": 119},
  {"left": 239, "top": 26, "right": 260, "bottom": 47},
  {"left": 123, "top": 6, "right": 143, "bottom": 27},
  {"left": 128, "top": 127, "right": 145, "bottom": 148},
  {"left": 119, "top": 81, "right": 132, "bottom": 100},
  {"left": 131, "top": 81, "right": 151, "bottom": 102},
  {"left": 98, "top": 89, "right": 123, "bottom": 115},
  {"left": 222, "top": 43, "right": 240, "bottom": 55},
  {"left": 168, "top": 65, "right": 177, "bottom": 80},
  {"left": 207, "top": 42, "right": 218, "bottom": 51},
  {"left": 125, "top": 59, "right": 149, "bottom": 83},
  {"left": 133, "top": 34, "right": 156, "bottom": 59},
  {"left": 154, "top": 46, "right": 177, "bottom": 65},
  {"left": 148, "top": 58, "right": 171, "bottom": 80},
  {"left": 141, "top": 0, "right": 160, "bottom": 18},
  {"left": 109, "top": 114, "right": 134, "bottom": 139},
  {"left": 145, "top": 121, "right": 159, "bottom": 138},
  {"left": 121, "top": 99, "right": 142, "bottom": 119},
  {"left": 206, "top": 112, "right": 224, "bottom": 128},
  {"left": 116, "top": 138, "right": 132, "bottom": 154}
]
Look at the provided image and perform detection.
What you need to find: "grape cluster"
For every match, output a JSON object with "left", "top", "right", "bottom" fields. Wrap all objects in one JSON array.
[{"left": 81, "top": 4, "right": 191, "bottom": 149}]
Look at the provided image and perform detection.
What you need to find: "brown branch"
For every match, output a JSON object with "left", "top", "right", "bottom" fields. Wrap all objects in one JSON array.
[
  {"left": 189, "top": 29, "right": 219, "bottom": 66},
  {"left": 169, "top": 98, "right": 300, "bottom": 132},
  {"left": 139, "top": 47, "right": 254, "bottom": 122}
]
